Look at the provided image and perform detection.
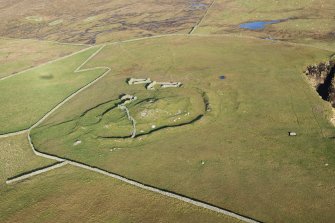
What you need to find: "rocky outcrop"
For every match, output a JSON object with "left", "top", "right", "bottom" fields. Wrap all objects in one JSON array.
[
  {"left": 304, "top": 61, "right": 334, "bottom": 88},
  {"left": 305, "top": 60, "right": 335, "bottom": 108},
  {"left": 329, "top": 78, "right": 335, "bottom": 107}
]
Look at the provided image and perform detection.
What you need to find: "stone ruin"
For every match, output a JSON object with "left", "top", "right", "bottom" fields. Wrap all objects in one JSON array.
[
  {"left": 127, "top": 77, "right": 183, "bottom": 90},
  {"left": 119, "top": 94, "right": 137, "bottom": 106},
  {"left": 127, "top": 78, "right": 152, "bottom": 85}
]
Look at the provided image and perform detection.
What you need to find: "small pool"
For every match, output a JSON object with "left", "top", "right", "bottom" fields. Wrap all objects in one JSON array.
[
  {"left": 190, "top": 1, "right": 207, "bottom": 9},
  {"left": 219, "top": 75, "right": 225, "bottom": 80},
  {"left": 239, "top": 20, "right": 283, "bottom": 30}
]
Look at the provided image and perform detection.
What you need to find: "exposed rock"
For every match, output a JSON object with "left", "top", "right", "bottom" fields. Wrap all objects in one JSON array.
[
  {"left": 304, "top": 61, "right": 333, "bottom": 88},
  {"left": 329, "top": 78, "right": 335, "bottom": 107},
  {"left": 305, "top": 60, "right": 335, "bottom": 108}
]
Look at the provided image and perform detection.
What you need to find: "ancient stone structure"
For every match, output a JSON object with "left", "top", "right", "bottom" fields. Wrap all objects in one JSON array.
[
  {"left": 127, "top": 77, "right": 183, "bottom": 90},
  {"left": 127, "top": 78, "right": 151, "bottom": 85},
  {"left": 120, "top": 94, "right": 137, "bottom": 103},
  {"left": 146, "top": 81, "right": 157, "bottom": 90},
  {"left": 159, "top": 82, "right": 183, "bottom": 88},
  {"left": 118, "top": 94, "right": 137, "bottom": 138}
]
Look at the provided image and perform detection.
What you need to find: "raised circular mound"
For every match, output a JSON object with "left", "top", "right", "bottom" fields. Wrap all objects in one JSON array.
[{"left": 66, "top": 88, "right": 207, "bottom": 146}]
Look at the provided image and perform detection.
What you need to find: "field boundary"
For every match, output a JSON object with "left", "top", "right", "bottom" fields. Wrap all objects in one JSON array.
[
  {"left": 6, "top": 161, "right": 68, "bottom": 184},
  {"left": 0, "top": 36, "right": 90, "bottom": 47},
  {"left": 2, "top": 32, "right": 333, "bottom": 222},
  {"left": 5, "top": 30, "right": 335, "bottom": 223},
  {"left": 0, "top": 129, "right": 28, "bottom": 139},
  {"left": 0, "top": 32, "right": 333, "bottom": 87},
  {"left": 105, "top": 33, "right": 335, "bottom": 53},
  {"left": 189, "top": 0, "right": 216, "bottom": 34},
  {"left": 24, "top": 135, "right": 261, "bottom": 223},
  {"left": 2, "top": 41, "right": 261, "bottom": 223},
  {"left": 0, "top": 45, "right": 95, "bottom": 82}
]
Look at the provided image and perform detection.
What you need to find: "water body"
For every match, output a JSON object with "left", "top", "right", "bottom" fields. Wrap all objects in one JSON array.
[
  {"left": 239, "top": 20, "right": 285, "bottom": 30},
  {"left": 190, "top": 1, "right": 207, "bottom": 9},
  {"left": 219, "top": 75, "right": 225, "bottom": 80}
]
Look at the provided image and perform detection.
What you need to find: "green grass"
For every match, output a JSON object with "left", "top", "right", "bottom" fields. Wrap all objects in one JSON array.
[
  {"left": 31, "top": 35, "right": 335, "bottom": 222},
  {"left": 0, "top": 38, "right": 85, "bottom": 78},
  {"left": 0, "top": 46, "right": 107, "bottom": 134},
  {"left": 0, "top": 133, "right": 54, "bottom": 184},
  {"left": 34, "top": 88, "right": 205, "bottom": 148},
  {"left": 0, "top": 165, "right": 241, "bottom": 223}
]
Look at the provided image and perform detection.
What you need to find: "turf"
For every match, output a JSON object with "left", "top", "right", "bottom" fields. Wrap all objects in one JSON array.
[
  {"left": 0, "top": 165, "right": 241, "bottom": 223},
  {"left": 0, "top": 46, "right": 107, "bottom": 134},
  {"left": 30, "top": 35, "right": 335, "bottom": 222},
  {"left": 0, "top": 38, "right": 85, "bottom": 78},
  {"left": 0, "top": 133, "right": 54, "bottom": 184}
]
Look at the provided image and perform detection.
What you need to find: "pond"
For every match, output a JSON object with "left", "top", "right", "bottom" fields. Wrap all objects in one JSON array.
[
  {"left": 190, "top": 1, "right": 207, "bottom": 9},
  {"left": 239, "top": 20, "right": 284, "bottom": 30}
]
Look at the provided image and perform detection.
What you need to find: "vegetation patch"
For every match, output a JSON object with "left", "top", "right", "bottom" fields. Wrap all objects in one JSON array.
[
  {"left": 195, "top": 0, "right": 335, "bottom": 48},
  {"left": 0, "top": 133, "right": 53, "bottom": 184},
  {"left": 0, "top": 165, "right": 240, "bottom": 223},
  {"left": 0, "top": 0, "right": 211, "bottom": 43},
  {"left": 0, "top": 38, "right": 85, "bottom": 79},
  {"left": 33, "top": 87, "right": 206, "bottom": 151},
  {"left": 0, "top": 46, "right": 106, "bottom": 134}
]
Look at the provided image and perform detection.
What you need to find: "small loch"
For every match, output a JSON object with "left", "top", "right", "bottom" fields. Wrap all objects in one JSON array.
[{"left": 239, "top": 19, "right": 286, "bottom": 30}]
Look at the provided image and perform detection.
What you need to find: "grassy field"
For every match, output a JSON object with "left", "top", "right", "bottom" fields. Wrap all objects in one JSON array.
[
  {"left": 195, "top": 0, "right": 335, "bottom": 49},
  {"left": 0, "top": 0, "right": 211, "bottom": 44},
  {"left": 30, "top": 35, "right": 335, "bottom": 222},
  {"left": 0, "top": 39, "right": 84, "bottom": 78},
  {"left": 1, "top": 0, "right": 334, "bottom": 49},
  {"left": 1, "top": 1, "right": 335, "bottom": 222},
  {"left": 0, "top": 133, "right": 54, "bottom": 184},
  {"left": 0, "top": 165, "right": 241, "bottom": 223},
  {"left": 0, "top": 46, "right": 106, "bottom": 134},
  {"left": 0, "top": 38, "right": 84, "bottom": 78}
]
